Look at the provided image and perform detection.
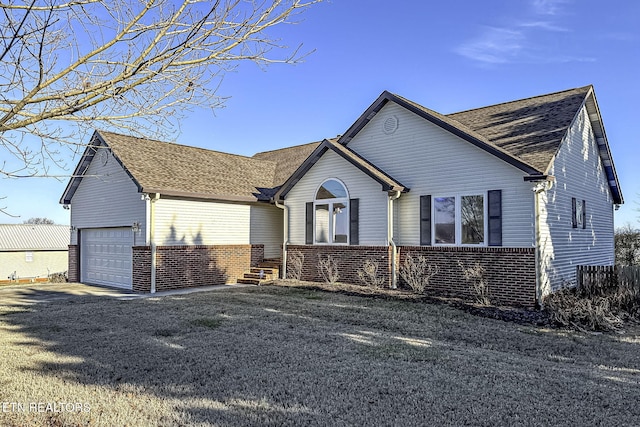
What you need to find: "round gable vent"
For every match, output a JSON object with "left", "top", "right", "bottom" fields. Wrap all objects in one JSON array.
[{"left": 383, "top": 115, "right": 399, "bottom": 134}]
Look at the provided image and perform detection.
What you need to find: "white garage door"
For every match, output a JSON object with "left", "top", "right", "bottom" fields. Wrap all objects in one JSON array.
[{"left": 81, "top": 228, "right": 133, "bottom": 289}]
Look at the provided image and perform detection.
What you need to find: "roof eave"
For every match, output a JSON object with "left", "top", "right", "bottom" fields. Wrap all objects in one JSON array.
[
  {"left": 584, "top": 87, "right": 624, "bottom": 205},
  {"left": 142, "top": 189, "right": 260, "bottom": 203}
]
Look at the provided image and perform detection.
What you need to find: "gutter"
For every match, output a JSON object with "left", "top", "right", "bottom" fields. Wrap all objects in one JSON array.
[
  {"left": 274, "top": 199, "right": 288, "bottom": 279},
  {"left": 388, "top": 190, "right": 401, "bottom": 289}
]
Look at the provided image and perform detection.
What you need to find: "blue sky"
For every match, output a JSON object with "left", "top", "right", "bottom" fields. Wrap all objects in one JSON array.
[{"left": 2, "top": 0, "right": 638, "bottom": 226}]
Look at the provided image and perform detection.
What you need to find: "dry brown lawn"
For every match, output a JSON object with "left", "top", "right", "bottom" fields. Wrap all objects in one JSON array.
[{"left": 1, "top": 284, "right": 639, "bottom": 426}]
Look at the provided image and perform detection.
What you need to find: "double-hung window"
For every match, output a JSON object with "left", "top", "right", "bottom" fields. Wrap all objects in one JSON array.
[
  {"left": 434, "top": 194, "right": 486, "bottom": 245},
  {"left": 314, "top": 179, "right": 349, "bottom": 244}
]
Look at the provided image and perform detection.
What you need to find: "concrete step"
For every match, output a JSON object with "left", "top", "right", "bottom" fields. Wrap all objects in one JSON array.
[
  {"left": 237, "top": 278, "right": 261, "bottom": 285},
  {"left": 249, "top": 267, "right": 278, "bottom": 275}
]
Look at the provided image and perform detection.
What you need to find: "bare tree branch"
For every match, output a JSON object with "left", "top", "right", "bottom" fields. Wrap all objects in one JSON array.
[{"left": 0, "top": 0, "right": 322, "bottom": 181}]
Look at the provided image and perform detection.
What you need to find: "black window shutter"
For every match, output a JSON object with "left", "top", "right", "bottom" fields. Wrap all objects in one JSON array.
[
  {"left": 488, "top": 190, "right": 502, "bottom": 246},
  {"left": 420, "top": 195, "right": 432, "bottom": 246},
  {"left": 582, "top": 200, "right": 586, "bottom": 229},
  {"left": 305, "top": 202, "right": 313, "bottom": 244},
  {"left": 350, "top": 198, "right": 359, "bottom": 245},
  {"left": 571, "top": 198, "right": 577, "bottom": 228}
]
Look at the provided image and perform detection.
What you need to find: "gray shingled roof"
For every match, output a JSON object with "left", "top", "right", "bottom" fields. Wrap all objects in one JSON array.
[
  {"left": 0, "top": 224, "right": 69, "bottom": 251},
  {"left": 448, "top": 86, "right": 592, "bottom": 173},
  {"left": 253, "top": 140, "right": 321, "bottom": 185},
  {"left": 62, "top": 131, "right": 322, "bottom": 204},
  {"left": 97, "top": 131, "right": 278, "bottom": 201},
  {"left": 62, "top": 85, "right": 620, "bottom": 205}
]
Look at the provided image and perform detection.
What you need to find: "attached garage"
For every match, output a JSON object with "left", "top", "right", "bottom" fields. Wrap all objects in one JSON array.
[{"left": 81, "top": 228, "right": 133, "bottom": 289}]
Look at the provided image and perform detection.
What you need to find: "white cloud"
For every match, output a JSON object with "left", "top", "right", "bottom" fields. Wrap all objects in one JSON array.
[
  {"left": 455, "top": 0, "right": 584, "bottom": 65},
  {"left": 531, "top": 0, "right": 570, "bottom": 16},
  {"left": 518, "top": 21, "right": 569, "bottom": 32},
  {"left": 456, "top": 27, "right": 524, "bottom": 64}
]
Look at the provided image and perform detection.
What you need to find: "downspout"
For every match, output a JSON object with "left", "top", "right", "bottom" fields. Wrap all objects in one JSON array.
[
  {"left": 149, "top": 193, "right": 160, "bottom": 293},
  {"left": 388, "top": 190, "right": 401, "bottom": 289},
  {"left": 533, "top": 186, "right": 543, "bottom": 306},
  {"left": 275, "top": 199, "right": 288, "bottom": 279}
]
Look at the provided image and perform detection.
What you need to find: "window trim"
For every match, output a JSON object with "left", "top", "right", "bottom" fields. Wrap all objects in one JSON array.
[
  {"left": 432, "top": 192, "right": 488, "bottom": 247},
  {"left": 313, "top": 178, "right": 350, "bottom": 245}
]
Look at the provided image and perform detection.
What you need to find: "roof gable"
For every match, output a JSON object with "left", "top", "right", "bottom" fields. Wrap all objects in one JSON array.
[
  {"left": 275, "top": 139, "right": 408, "bottom": 200},
  {"left": 338, "top": 91, "right": 541, "bottom": 175},
  {"left": 62, "top": 131, "right": 283, "bottom": 204},
  {"left": 336, "top": 86, "right": 622, "bottom": 204}
]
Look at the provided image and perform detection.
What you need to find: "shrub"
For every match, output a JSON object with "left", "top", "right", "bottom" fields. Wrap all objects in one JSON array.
[
  {"left": 357, "top": 259, "right": 386, "bottom": 288},
  {"left": 48, "top": 271, "right": 68, "bottom": 283},
  {"left": 399, "top": 255, "right": 438, "bottom": 294},
  {"left": 317, "top": 255, "right": 339, "bottom": 284},
  {"left": 544, "top": 267, "right": 640, "bottom": 331},
  {"left": 287, "top": 250, "right": 304, "bottom": 281},
  {"left": 459, "top": 261, "right": 490, "bottom": 306}
]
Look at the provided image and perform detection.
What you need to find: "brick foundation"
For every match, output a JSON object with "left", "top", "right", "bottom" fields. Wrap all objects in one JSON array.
[
  {"left": 132, "top": 244, "right": 263, "bottom": 293},
  {"left": 68, "top": 245, "right": 79, "bottom": 282},
  {"left": 286, "top": 245, "right": 537, "bottom": 307},
  {"left": 287, "top": 245, "right": 393, "bottom": 287}
]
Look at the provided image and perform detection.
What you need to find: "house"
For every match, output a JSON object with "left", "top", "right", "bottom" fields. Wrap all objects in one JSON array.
[
  {"left": 60, "top": 130, "right": 319, "bottom": 291},
  {"left": 61, "top": 85, "right": 623, "bottom": 307},
  {"left": 0, "top": 224, "right": 69, "bottom": 283}
]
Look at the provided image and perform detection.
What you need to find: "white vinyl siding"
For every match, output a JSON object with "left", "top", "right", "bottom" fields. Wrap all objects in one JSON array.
[
  {"left": 70, "top": 148, "right": 146, "bottom": 245},
  {"left": 286, "top": 150, "right": 388, "bottom": 246},
  {"left": 154, "top": 198, "right": 250, "bottom": 246},
  {"left": 250, "top": 204, "right": 284, "bottom": 258},
  {"left": 539, "top": 106, "right": 615, "bottom": 293},
  {"left": 348, "top": 102, "right": 535, "bottom": 247}
]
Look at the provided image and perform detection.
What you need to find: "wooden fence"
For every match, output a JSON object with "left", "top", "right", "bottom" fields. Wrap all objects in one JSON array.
[{"left": 576, "top": 265, "right": 640, "bottom": 297}]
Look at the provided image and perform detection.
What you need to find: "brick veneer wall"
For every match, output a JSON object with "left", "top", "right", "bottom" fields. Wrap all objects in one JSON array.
[
  {"left": 287, "top": 245, "right": 393, "bottom": 287},
  {"left": 68, "top": 245, "right": 79, "bottom": 282},
  {"left": 400, "top": 246, "right": 536, "bottom": 307},
  {"left": 286, "top": 245, "right": 537, "bottom": 307},
  {"left": 132, "top": 246, "right": 151, "bottom": 292},
  {"left": 132, "top": 244, "right": 263, "bottom": 293}
]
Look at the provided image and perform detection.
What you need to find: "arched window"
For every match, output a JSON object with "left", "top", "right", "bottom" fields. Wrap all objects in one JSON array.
[{"left": 314, "top": 179, "right": 349, "bottom": 244}]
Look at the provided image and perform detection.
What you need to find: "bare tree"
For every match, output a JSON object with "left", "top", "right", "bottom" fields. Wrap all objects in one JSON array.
[
  {"left": 0, "top": 0, "right": 321, "bottom": 182},
  {"left": 23, "top": 217, "right": 55, "bottom": 224}
]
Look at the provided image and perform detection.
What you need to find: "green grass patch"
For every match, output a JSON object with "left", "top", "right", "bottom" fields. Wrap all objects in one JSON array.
[{"left": 190, "top": 317, "right": 224, "bottom": 329}]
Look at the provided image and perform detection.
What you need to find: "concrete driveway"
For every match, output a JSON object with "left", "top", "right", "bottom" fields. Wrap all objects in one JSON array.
[{"left": 0, "top": 282, "right": 250, "bottom": 305}]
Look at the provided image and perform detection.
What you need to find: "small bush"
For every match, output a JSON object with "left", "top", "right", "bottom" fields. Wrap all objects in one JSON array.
[
  {"left": 287, "top": 250, "right": 304, "bottom": 280},
  {"left": 399, "top": 255, "right": 438, "bottom": 294},
  {"left": 317, "top": 255, "right": 339, "bottom": 285},
  {"left": 545, "top": 290, "right": 624, "bottom": 332},
  {"left": 459, "top": 261, "right": 490, "bottom": 306},
  {"left": 357, "top": 259, "right": 386, "bottom": 288},
  {"left": 544, "top": 268, "right": 640, "bottom": 331},
  {"left": 48, "top": 271, "right": 68, "bottom": 283}
]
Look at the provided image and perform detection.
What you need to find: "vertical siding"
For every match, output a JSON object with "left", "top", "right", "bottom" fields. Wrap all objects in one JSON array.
[
  {"left": 539, "top": 106, "right": 615, "bottom": 293},
  {"left": 347, "top": 102, "right": 536, "bottom": 247},
  {"left": 70, "top": 148, "right": 146, "bottom": 245},
  {"left": 154, "top": 198, "right": 250, "bottom": 245},
  {"left": 286, "top": 150, "right": 388, "bottom": 246},
  {"left": 250, "top": 204, "right": 284, "bottom": 258}
]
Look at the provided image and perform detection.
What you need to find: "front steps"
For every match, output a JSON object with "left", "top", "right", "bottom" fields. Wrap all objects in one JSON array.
[{"left": 237, "top": 258, "right": 281, "bottom": 285}]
